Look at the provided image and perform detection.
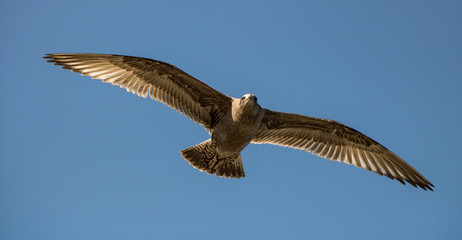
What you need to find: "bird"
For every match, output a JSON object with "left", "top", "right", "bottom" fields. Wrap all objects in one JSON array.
[{"left": 44, "top": 53, "right": 434, "bottom": 191}]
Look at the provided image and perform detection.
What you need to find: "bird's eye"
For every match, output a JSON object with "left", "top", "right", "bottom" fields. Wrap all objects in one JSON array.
[{"left": 241, "top": 96, "right": 245, "bottom": 100}]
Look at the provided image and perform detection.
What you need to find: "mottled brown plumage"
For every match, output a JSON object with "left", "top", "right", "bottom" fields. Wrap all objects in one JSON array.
[
  {"left": 46, "top": 53, "right": 230, "bottom": 129},
  {"left": 253, "top": 110, "right": 433, "bottom": 190},
  {"left": 44, "top": 53, "right": 434, "bottom": 191}
]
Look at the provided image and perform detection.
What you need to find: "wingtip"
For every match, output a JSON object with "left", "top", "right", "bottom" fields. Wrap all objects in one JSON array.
[
  {"left": 392, "top": 176, "right": 434, "bottom": 191},
  {"left": 424, "top": 184, "right": 434, "bottom": 191},
  {"left": 418, "top": 178, "right": 434, "bottom": 191},
  {"left": 416, "top": 183, "right": 434, "bottom": 191},
  {"left": 43, "top": 53, "right": 65, "bottom": 59}
]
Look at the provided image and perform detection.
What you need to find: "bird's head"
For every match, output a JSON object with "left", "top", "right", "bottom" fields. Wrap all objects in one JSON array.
[
  {"left": 232, "top": 94, "right": 262, "bottom": 120},
  {"left": 240, "top": 94, "right": 258, "bottom": 105},
  {"left": 238, "top": 94, "right": 261, "bottom": 113}
]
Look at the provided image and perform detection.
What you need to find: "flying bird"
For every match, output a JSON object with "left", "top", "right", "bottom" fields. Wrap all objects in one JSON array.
[{"left": 44, "top": 53, "right": 434, "bottom": 191}]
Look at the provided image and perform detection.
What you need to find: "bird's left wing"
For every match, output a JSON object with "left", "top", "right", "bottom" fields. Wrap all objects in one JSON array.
[
  {"left": 252, "top": 109, "right": 434, "bottom": 191},
  {"left": 44, "top": 53, "right": 231, "bottom": 130}
]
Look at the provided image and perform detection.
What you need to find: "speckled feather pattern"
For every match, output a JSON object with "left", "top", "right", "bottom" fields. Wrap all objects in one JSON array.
[{"left": 45, "top": 53, "right": 434, "bottom": 191}]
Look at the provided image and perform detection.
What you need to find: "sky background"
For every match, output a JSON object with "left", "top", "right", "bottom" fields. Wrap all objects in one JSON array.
[{"left": 1, "top": 1, "right": 461, "bottom": 239}]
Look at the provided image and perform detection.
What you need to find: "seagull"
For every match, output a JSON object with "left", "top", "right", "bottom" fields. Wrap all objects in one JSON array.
[{"left": 44, "top": 53, "right": 434, "bottom": 191}]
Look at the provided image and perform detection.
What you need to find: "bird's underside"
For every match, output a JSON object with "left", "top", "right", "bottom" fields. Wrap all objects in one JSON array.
[{"left": 44, "top": 53, "right": 434, "bottom": 191}]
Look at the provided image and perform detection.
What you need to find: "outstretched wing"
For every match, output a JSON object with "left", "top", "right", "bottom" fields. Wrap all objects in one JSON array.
[
  {"left": 44, "top": 53, "right": 231, "bottom": 130},
  {"left": 252, "top": 109, "right": 434, "bottom": 191}
]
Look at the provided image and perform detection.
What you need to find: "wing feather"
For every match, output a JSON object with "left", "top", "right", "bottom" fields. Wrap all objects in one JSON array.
[
  {"left": 44, "top": 53, "right": 231, "bottom": 129},
  {"left": 252, "top": 109, "right": 434, "bottom": 191}
]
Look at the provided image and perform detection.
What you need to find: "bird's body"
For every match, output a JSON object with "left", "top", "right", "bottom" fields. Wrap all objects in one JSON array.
[
  {"left": 44, "top": 53, "right": 434, "bottom": 190},
  {"left": 181, "top": 94, "right": 264, "bottom": 178},
  {"left": 213, "top": 95, "right": 263, "bottom": 155}
]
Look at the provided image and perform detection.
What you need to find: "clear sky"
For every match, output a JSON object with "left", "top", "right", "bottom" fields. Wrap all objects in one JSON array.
[{"left": 1, "top": 0, "right": 461, "bottom": 239}]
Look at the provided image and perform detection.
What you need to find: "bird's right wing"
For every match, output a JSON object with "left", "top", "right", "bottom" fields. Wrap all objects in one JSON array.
[
  {"left": 252, "top": 109, "right": 433, "bottom": 191},
  {"left": 44, "top": 53, "right": 232, "bottom": 130}
]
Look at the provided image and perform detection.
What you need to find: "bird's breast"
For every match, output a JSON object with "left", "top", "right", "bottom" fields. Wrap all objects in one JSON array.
[{"left": 212, "top": 107, "right": 263, "bottom": 155}]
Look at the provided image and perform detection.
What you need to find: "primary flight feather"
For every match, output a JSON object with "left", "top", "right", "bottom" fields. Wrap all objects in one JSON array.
[{"left": 44, "top": 53, "right": 434, "bottom": 191}]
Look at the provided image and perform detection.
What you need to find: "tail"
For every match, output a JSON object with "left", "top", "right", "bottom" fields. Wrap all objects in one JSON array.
[{"left": 180, "top": 139, "right": 245, "bottom": 178}]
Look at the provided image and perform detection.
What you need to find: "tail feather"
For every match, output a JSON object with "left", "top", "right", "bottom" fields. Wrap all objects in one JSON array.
[{"left": 180, "top": 139, "right": 245, "bottom": 178}]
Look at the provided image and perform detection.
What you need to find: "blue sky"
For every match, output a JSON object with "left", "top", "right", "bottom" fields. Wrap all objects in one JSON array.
[{"left": 1, "top": 0, "right": 461, "bottom": 239}]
